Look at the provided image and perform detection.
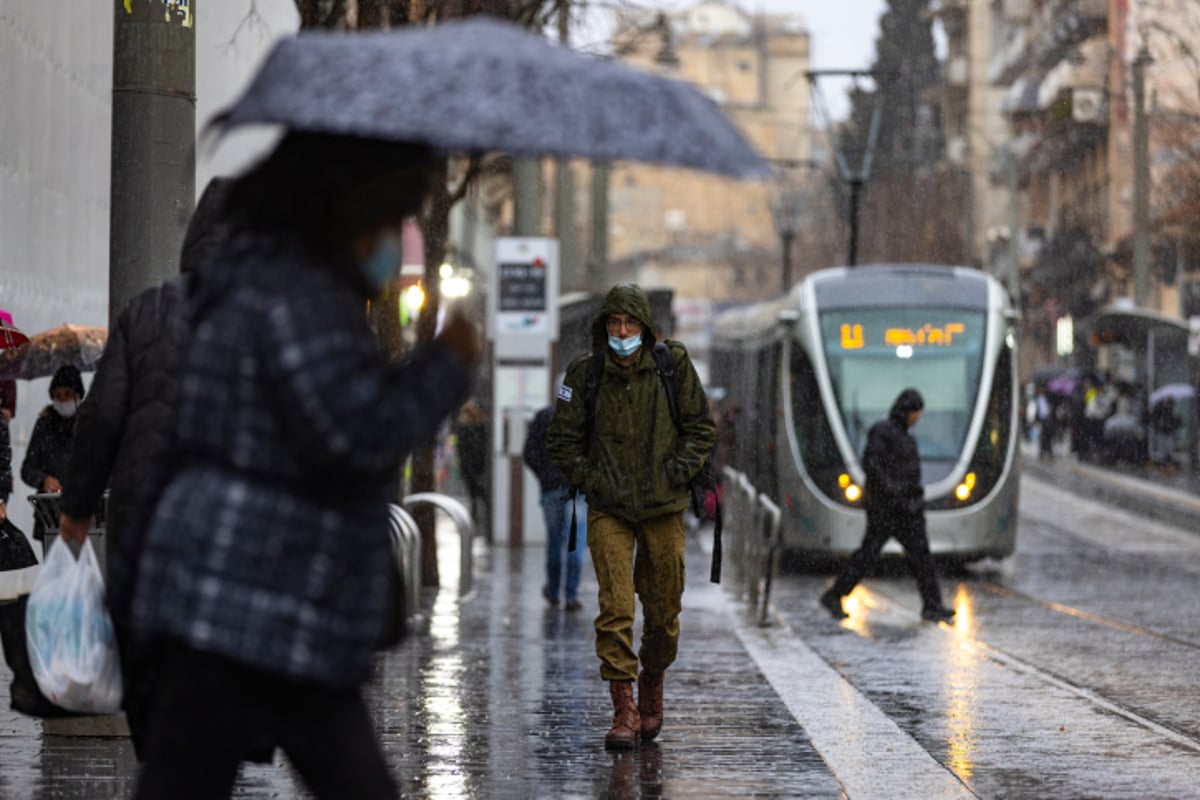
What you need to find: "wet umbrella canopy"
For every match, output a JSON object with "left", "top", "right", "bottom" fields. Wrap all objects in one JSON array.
[
  {"left": 213, "top": 17, "right": 770, "bottom": 179},
  {"left": 0, "top": 324, "right": 106, "bottom": 381}
]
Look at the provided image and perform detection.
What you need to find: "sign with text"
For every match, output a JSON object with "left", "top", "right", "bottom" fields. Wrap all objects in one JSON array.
[{"left": 489, "top": 237, "right": 559, "bottom": 339}]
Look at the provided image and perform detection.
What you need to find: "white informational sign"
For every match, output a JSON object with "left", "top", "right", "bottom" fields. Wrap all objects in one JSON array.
[
  {"left": 488, "top": 237, "right": 559, "bottom": 546},
  {"left": 489, "top": 237, "right": 560, "bottom": 340}
]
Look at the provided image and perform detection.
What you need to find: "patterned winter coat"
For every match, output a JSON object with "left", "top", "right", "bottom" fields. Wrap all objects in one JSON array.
[{"left": 131, "top": 225, "right": 471, "bottom": 688}]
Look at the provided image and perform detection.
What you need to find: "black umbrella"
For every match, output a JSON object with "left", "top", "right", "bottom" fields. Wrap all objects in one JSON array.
[{"left": 213, "top": 18, "right": 769, "bottom": 179}]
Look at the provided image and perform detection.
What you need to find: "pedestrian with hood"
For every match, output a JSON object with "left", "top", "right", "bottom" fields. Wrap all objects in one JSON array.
[
  {"left": 126, "top": 132, "right": 480, "bottom": 800},
  {"left": 21, "top": 365, "right": 85, "bottom": 540},
  {"left": 55, "top": 179, "right": 230, "bottom": 759},
  {"left": 547, "top": 283, "right": 715, "bottom": 750},
  {"left": 524, "top": 402, "right": 586, "bottom": 611},
  {"left": 819, "top": 388, "right": 955, "bottom": 624}
]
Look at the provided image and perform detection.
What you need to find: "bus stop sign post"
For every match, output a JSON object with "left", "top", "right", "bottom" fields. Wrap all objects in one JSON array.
[{"left": 487, "top": 237, "right": 559, "bottom": 546}]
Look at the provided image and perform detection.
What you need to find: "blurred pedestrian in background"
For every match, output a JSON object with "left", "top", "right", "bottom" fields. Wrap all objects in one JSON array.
[
  {"left": 56, "top": 179, "right": 230, "bottom": 760},
  {"left": 126, "top": 132, "right": 480, "bottom": 800},
  {"left": 0, "top": 308, "right": 16, "bottom": 425},
  {"left": 1149, "top": 397, "right": 1180, "bottom": 475},
  {"left": 21, "top": 365, "right": 84, "bottom": 542},
  {"left": 820, "top": 388, "right": 955, "bottom": 624},
  {"left": 547, "top": 283, "right": 714, "bottom": 750},
  {"left": 1036, "top": 385, "right": 1055, "bottom": 461},
  {"left": 454, "top": 399, "right": 490, "bottom": 539},
  {"left": 524, "top": 404, "right": 586, "bottom": 611}
]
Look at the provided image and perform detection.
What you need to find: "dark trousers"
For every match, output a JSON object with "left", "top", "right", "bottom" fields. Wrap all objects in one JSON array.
[
  {"left": 134, "top": 641, "right": 397, "bottom": 800},
  {"left": 830, "top": 510, "right": 943, "bottom": 611}
]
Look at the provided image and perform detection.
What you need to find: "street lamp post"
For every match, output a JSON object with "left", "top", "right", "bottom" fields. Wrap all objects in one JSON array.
[
  {"left": 1132, "top": 44, "right": 1154, "bottom": 307},
  {"left": 769, "top": 171, "right": 805, "bottom": 293}
]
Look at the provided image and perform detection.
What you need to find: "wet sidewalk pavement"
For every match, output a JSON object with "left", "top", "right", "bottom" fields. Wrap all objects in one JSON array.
[
  {"left": 1018, "top": 439, "right": 1200, "bottom": 530},
  {"left": 6, "top": 451, "right": 1200, "bottom": 799},
  {"left": 0, "top": 519, "right": 846, "bottom": 799}
]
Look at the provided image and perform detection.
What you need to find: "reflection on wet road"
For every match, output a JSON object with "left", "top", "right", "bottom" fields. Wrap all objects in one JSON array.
[
  {"left": 764, "top": 476, "right": 1200, "bottom": 798},
  {"left": 7, "top": 475, "right": 1200, "bottom": 797}
]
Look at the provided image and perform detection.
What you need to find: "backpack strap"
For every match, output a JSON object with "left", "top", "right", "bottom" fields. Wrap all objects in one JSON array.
[
  {"left": 651, "top": 342, "right": 680, "bottom": 427},
  {"left": 653, "top": 341, "right": 722, "bottom": 583}
]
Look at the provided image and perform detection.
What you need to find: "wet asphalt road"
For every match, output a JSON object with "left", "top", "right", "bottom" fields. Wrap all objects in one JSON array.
[{"left": 4, "top": 459, "right": 1200, "bottom": 798}]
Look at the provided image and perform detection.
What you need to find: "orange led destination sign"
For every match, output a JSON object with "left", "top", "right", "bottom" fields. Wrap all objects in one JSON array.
[{"left": 840, "top": 322, "right": 965, "bottom": 350}]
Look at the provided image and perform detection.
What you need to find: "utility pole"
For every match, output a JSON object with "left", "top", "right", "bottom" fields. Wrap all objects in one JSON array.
[
  {"left": 807, "top": 70, "right": 883, "bottom": 267},
  {"left": 110, "top": 0, "right": 195, "bottom": 324},
  {"left": 553, "top": 0, "right": 577, "bottom": 290},
  {"left": 1132, "top": 45, "right": 1153, "bottom": 307},
  {"left": 512, "top": 160, "right": 543, "bottom": 236},
  {"left": 847, "top": 178, "right": 864, "bottom": 267},
  {"left": 590, "top": 161, "right": 610, "bottom": 290},
  {"left": 1007, "top": 147, "right": 1021, "bottom": 305}
]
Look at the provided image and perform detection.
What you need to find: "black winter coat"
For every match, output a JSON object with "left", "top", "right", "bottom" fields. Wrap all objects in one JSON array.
[
  {"left": 862, "top": 412, "right": 923, "bottom": 516},
  {"left": 60, "top": 276, "right": 192, "bottom": 622},
  {"left": 0, "top": 415, "right": 11, "bottom": 503},
  {"left": 21, "top": 407, "right": 76, "bottom": 492},
  {"left": 523, "top": 407, "right": 568, "bottom": 492}
]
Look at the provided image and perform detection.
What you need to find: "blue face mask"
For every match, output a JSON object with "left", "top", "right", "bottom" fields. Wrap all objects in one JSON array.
[
  {"left": 608, "top": 333, "right": 642, "bottom": 358},
  {"left": 360, "top": 233, "right": 402, "bottom": 293}
]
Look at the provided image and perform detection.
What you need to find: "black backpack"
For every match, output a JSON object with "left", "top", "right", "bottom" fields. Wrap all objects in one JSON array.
[{"left": 570, "top": 341, "right": 723, "bottom": 583}]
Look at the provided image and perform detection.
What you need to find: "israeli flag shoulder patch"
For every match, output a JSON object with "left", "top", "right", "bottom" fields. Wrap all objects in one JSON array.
[{"left": 557, "top": 384, "right": 573, "bottom": 402}]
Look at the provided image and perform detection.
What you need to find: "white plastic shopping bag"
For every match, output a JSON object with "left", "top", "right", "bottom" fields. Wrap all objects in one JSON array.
[{"left": 24, "top": 538, "right": 123, "bottom": 714}]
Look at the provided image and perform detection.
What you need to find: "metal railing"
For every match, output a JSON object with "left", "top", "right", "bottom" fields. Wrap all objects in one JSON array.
[
  {"left": 401, "top": 492, "right": 476, "bottom": 597},
  {"left": 719, "top": 468, "right": 783, "bottom": 626}
]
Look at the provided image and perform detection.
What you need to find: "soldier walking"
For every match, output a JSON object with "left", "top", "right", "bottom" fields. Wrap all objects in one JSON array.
[{"left": 547, "top": 283, "right": 714, "bottom": 749}]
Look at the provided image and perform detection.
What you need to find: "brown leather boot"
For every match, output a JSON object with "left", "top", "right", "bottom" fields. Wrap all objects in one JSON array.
[
  {"left": 637, "top": 670, "right": 664, "bottom": 741},
  {"left": 605, "top": 681, "right": 640, "bottom": 750}
]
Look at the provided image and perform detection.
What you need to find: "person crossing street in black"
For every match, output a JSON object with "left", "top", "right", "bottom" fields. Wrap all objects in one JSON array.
[{"left": 819, "top": 388, "right": 955, "bottom": 624}]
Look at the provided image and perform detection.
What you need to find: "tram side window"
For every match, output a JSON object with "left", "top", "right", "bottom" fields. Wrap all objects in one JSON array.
[
  {"left": 969, "top": 343, "right": 1014, "bottom": 489},
  {"left": 790, "top": 345, "right": 840, "bottom": 472},
  {"left": 757, "top": 343, "right": 781, "bottom": 499}
]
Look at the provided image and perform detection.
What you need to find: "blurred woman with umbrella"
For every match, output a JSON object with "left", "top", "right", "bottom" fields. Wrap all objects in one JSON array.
[
  {"left": 111, "top": 16, "right": 765, "bottom": 798},
  {"left": 126, "top": 132, "right": 479, "bottom": 800}
]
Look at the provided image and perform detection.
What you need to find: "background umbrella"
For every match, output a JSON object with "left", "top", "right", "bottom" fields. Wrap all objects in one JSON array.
[
  {"left": 1149, "top": 383, "right": 1195, "bottom": 406},
  {"left": 0, "top": 324, "right": 28, "bottom": 351},
  {"left": 213, "top": 17, "right": 770, "bottom": 179},
  {"left": 1045, "top": 374, "right": 1077, "bottom": 397},
  {"left": 0, "top": 324, "right": 107, "bottom": 381}
]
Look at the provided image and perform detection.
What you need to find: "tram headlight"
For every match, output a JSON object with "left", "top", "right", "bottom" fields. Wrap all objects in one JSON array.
[
  {"left": 838, "top": 474, "right": 862, "bottom": 502},
  {"left": 954, "top": 472, "right": 977, "bottom": 502}
]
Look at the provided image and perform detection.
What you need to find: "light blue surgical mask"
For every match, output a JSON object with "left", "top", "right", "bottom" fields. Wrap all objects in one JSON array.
[
  {"left": 608, "top": 333, "right": 642, "bottom": 358},
  {"left": 360, "top": 233, "right": 402, "bottom": 293}
]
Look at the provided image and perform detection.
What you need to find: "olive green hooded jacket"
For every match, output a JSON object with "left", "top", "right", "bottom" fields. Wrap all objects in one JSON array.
[{"left": 546, "top": 283, "right": 715, "bottom": 522}]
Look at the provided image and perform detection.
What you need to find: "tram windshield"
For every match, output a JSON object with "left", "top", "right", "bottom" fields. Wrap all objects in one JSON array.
[{"left": 819, "top": 309, "right": 987, "bottom": 473}]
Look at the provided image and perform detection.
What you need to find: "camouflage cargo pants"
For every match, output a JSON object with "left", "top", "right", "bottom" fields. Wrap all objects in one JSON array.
[{"left": 587, "top": 509, "right": 686, "bottom": 682}]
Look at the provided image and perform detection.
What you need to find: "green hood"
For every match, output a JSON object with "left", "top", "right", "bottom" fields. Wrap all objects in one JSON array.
[{"left": 591, "top": 283, "right": 655, "bottom": 352}]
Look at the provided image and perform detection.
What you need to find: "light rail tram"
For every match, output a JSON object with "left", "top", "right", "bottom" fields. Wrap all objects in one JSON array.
[{"left": 710, "top": 264, "right": 1020, "bottom": 563}]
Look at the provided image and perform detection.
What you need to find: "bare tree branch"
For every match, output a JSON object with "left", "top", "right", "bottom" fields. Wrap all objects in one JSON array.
[
  {"left": 222, "top": 0, "right": 271, "bottom": 55},
  {"left": 447, "top": 154, "right": 484, "bottom": 206}
]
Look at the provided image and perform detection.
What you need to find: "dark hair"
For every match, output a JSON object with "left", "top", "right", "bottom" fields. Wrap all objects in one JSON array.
[
  {"left": 50, "top": 365, "right": 85, "bottom": 399},
  {"left": 890, "top": 388, "right": 924, "bottom": 420},
  {"left": 225, "top": 132, "right": 435, "bottom": 255}
]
